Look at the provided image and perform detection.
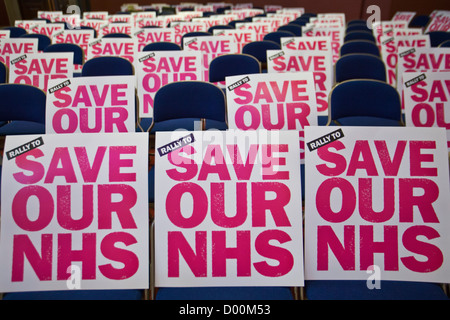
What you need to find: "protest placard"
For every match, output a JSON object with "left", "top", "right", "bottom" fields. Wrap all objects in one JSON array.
[
  {"left": 396, "top": 47, "right": 450, "bottom": 99},
  {"left": 226, "top": 72, "right": 317, "bottom": 163},
  {"left": 0, "top": 132, "right": 149, "bottom": 292},
  {"left": 134, "top": 28, "right": 176, "bottom": 51},
  {"left": 267, "top": 49, "right": 332, "bottom": 117},
  {"left": 304, "top": 126, "right": 450, "bottom": 283},
  {"left": 0, "top": 38, "right": 38, "bottom": 66},
  {"left": 135, "top": 51, "right": 202, "bottom": 119},
  {"left": 46, "top": 76, "right": 136, "bottom": 134},
  {"left": 183, "top": 35, "right": 238, "bottom": 82},
  {"left": 380, "top": 35, "right": 430, "bottom": 87},
  {"left": 403, "top": 72, "right": 450, "bottom": 151},
  {"left": 154, "top": 129, "right": 304, "bottom": 287},
  {"left": 9, "top": 53, "right": 73, "bottom": 92},
  {"left": 87, "top": 38, "right": 137, "bottom": 63},
  {"left": 302, "top": 26, "right": 343, "bottom": 63}
]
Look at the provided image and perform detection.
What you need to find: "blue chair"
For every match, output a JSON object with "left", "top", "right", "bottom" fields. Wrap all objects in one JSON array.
[
  {"left": 278, "top": 24, "right": 302, "bottom": 36},
  {"left": 0, "top": 61, "right": 7, "bottom": 84},
  {"left": 44, "top": 43, "right": 85, "bottom": 70},
  {"left": 427, "top": 31, "right": 450, "bottom": 47},
  {"left": 347, "top": 19, "right": 367, "bottom": 26},
  {"left": 181, "top": 31, "right": 211, "bottom": 49},
  {"left": 81, "top": 56, "right": 134, "bottom": 77},
  {"left": 408, "top": 15, "right": 430, "bottom": 29},
  {"left": 439, "top": 40, "right": 450, "bottom": 47},
  {"left": 142, "top": 42, "right": 181, "bottom": 51},
  {"left": 102, "top": 33, "right": 132, "bottom": 38},
  {"left": 207, "top": 24, "right": 233, "bottom": 33},
  {"left": 263, "top": 30, "right": 296, "bottom": 45},
  {"left": 19, "top": 33, "right": 51, "bottom": 51},
  {"left": 289, "top": 20, "right": 307, "bottom": 27},
  {"left": 326, "top": 79, "right": 403, "bottom": 126},
  {"left": 340, "top": 40, "right": 380, "bottom": 57},
  {"left": 335, "top": 54, "right": 386, "bottom": 83},
  {"left": 208, "top": 53, "right": 261, "bottom": 83},
  {"left": 1, "top": 26, "right": 27, "bottom": 37},
  {"left": 344, "top": 31, "right": 376, "bottom": 43},
  {"left": 0, "top": 84, "right": 46, "bottom": 135},
  {"left": 149, "top": 81, "right": 227, "bottom": 134},
  {"left": 228, "top": 19, "right": 247, "bottom": 28},
  {"left": 242, "top": 40, "right": 281, "bottom": 72}
]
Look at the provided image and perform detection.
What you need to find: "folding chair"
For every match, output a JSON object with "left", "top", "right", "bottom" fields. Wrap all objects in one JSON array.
[
  {"left": 346, "top": 24, "right": 372, "bottom": 34},
  {"left": 347, "top": 19, "right": 367, "bottom": 26},
  {"left": 340, "top": 40, "right": 380, "bottom": 57},
  {"left": 208, "top": 25, "right": 233, "bottom": 33},
  {"left": 0, "top": 84, "right": 46, "bottom": 135},
  {"left": 326, "top": 79, "right": 403, "bottom": 127},
  {"left": 334, "top": 53, "right": 386, "bottom": 83}
]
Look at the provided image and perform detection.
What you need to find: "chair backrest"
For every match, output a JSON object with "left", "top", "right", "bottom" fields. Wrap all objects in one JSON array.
[
  {"left": 102, "top": 33, "right": 132, "bottom": 38},
  {"left": 142, "top": 42, "right": 181, "bottom": 51},
  {"left": 340, "top": 40, "right": 380, "bottom": 57},
  {"left": 1, "top": 26, "right": 27, "bottom": 38},
  {"left": 263, "top": 31, "right": 295, "bottom": 45},
  {"left": 408, "top": 15, "right": 430, "bottom": 28},
  {"left": 335, "top": 53, "right": 386, "bottom": 83},
  {"left": 242, "top": 40, "right": 281, "bottom": 64},
  {"left": 439, "top": 40, "right": 450, "bottom": 48},
  {"left": 277, "top": 24, "right": 302, "bottom": 36},
  {"left": 0, "top": 84, "right": 46, "bottom": 123},
  {"left": 328, "top": 79, "right": 402, "bottom": 126},
  {"left": 150, "top": 81, "right": 226, "bottom": 130},
  {"left": 209, "top": 53, "right": 261, "bottom": 83},
  {"left": 0, "top": 61, "right": 7, "bottom": 84},
  {"left": 346, "top": 24, "right": 371, "bottom": 34},
  {"left": 19, "top": 33, "right": 51, "bottom": 51},
  {"left": 81, "top": 56, "right": 134, "bottom": 77},
  {"left": 207, "top": 25, "right": 233, "bottom": 33},
  {"left": 344, "top": 30, "right": 376, "bottom": 43},
  {"left": 44, "top": 43, "right": 85, "bottom": 65},
  {"left": 347, "top": 19, "right": 367, "bottom": 26},
  {"left": 427, "top": 31, "right": 450, "bottom": 47},
  {"left": 228, "top": 19, "right": 247, "bottom": 28}
]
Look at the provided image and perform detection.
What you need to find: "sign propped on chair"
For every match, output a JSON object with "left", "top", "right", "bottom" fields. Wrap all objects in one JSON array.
[
  {"left": 0, "top": 133, "right": 149, "bottom": 292},
  {"left": 225, "top": 72, "right": 317, "bottom": 163},
  {"left": 267, "top": 49, "right": 332, "bottom": 117},
  {"left": 403, "top": 71, "right": 450, "bottom": 151},
  {"left": 9, "top": 52, "right": 73, "bottom": 92},
  {"left": 304, "top": 126, "right": 450, "bottom": 283},
  {"left": 46, "top": 76, "right": 136, "bottom": 134},
  {"left": 154, "top": 130, "right": 304, "bottom": 287},
  {"left": 135, "top": 51, "right": 203, "bottom": 119}
]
